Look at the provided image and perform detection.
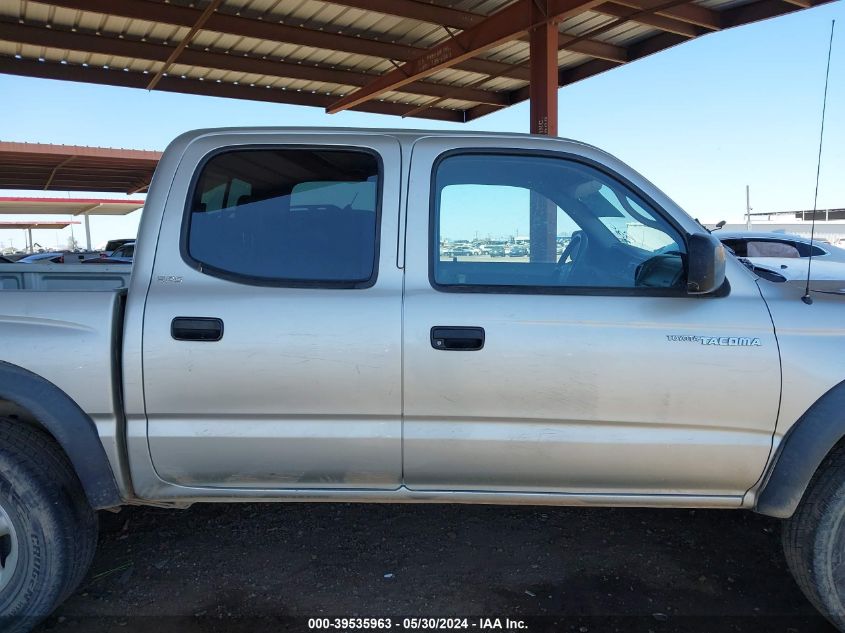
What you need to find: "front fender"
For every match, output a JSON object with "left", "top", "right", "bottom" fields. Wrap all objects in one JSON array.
[
  {"left": 756, "top": 379, "right": 845, "bottom": 518},
  {"left": 0, "top": 361, "right": 122, "bottom": 509}
]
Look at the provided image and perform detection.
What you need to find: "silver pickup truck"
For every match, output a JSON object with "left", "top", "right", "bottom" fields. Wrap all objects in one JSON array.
[{"left": 2, "top": 128, "right": 845, "bottom": 631}]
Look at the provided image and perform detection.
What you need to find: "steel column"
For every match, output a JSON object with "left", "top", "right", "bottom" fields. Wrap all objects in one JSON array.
[
  {"left": 529, "top": 2, "right": 558, "bottom": 263},
  {"left": 529, "top": 6, "right": 559, "bottom": 136},
  {"left": 84, "top": 213, "right": 92, "bottom": 251},
  {"left": 326, "top": 0, "right": 602, "bottom": 114}
]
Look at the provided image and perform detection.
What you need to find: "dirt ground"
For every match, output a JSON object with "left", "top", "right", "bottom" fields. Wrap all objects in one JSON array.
[{"left": 34, "top": 503, "right": 834, "bottom": 633}]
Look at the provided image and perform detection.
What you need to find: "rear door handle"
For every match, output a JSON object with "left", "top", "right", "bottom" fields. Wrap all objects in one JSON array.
[
  {"left": 431, "top": 326, "right": 485, "bottom": 351},
  {"left": 171, "top": 317, "right": 224, "bottom": 342}
]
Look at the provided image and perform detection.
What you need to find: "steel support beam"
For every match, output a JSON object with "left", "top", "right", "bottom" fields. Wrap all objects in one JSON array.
[
  {"left": 529, "top": 10, "right": 559, "bottom": 136},
  {"left": 324, "top": 0, "right": 487, "bottom": 29},
  {"left": 594, "top": 3, "right": 706, "bottom": 37},
  {"left": 0, "top": 20, "right": 509, "bottom": 107},
  {"left": 721, "top": 0, "right": 798, "bottom": 27},
  {"left": 146, "top": 0, "right": 224, "bottom": 90},
  {"left": 43, "top": 155, "right": 75, "bottom": 190},
  {"left": 466, "top": 0, "right": 824, "bottom": 125},
  {"left": 529, "top": 1, "right": 558, "bottom": 264},
  {"left": 83, "top": 213, "right": 92, "bottom": 251},
  {"left": 326, "top": 0, "right": 627, "bottom": 62},
  {"left": 41, "top": 0, "right": 531, "bottom": 82},
  {"left": 0, "top": 57, "right": 466, "bottom": 122},
  {"left": 327, "top": 0, "right": 603, "bottom": 114},
  {"left": 464, "top": 29, "right": 687, "bottom": 121},
  {"left": 604, "top": 0, "right": 721, "bottom": 30}
]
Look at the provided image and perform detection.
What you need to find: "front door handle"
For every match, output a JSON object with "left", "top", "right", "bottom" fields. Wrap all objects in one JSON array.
[
  {"left": 171, "top": 317, "right": 224, "bottom": 341},
  {"left": 431, "top": 326, "right": 485, "bottom": 351}
]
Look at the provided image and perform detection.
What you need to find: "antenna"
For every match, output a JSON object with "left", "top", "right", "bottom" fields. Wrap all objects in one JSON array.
[
  {"left": 803, "top": 19, "right": 836, "bottom": 305},
  {"left": 745, "top": 185, "right": 752, "bottom": 230}
]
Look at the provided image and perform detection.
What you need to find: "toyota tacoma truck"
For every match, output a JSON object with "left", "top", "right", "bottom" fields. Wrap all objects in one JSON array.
[{"left": 1, "top": 128, "right": 844, "bottom": 631}]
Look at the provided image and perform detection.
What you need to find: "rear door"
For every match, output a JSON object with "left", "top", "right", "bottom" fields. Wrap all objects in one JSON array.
[
  {"left": 402, "top": 138, "right": 780, "bottom": 498},
  {"left": 142, "top": 133, "right": 402, "bottom": 490}
]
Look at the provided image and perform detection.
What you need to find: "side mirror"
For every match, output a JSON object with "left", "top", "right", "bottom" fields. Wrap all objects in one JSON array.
[{"left": 687, "top": 232, "right": 726, "bottom": 295}]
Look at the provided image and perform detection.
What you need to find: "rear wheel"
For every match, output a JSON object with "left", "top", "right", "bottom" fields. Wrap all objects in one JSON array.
[
  {"left": 783, "top": 445, "right": 845, "bottom": 631},
  {"left": 0, "top": 418, "right": 98, "bottom": 632}
]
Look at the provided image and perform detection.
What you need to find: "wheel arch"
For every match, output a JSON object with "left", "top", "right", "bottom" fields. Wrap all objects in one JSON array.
[
  {"left": 756, "top": 379, "right": 845, "bottom": 518},
  {"left": 0, "top": 361, "right": 122, "bottom": 509}
]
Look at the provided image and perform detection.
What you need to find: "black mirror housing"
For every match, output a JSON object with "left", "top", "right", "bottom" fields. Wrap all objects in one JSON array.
[{"left": 687, "top": 232, "right": 726, "bottom": 295}]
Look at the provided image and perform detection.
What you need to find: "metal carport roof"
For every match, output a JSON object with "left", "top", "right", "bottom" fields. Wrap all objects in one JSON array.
[
  {"left": 0, "top": 220, "right": 81, "bottom": 229},
  {"left": 0, "top": 0, "right": 833, "bottom": 123},
  {"left": 0, "top": 196, "right": 145, "bottom": 215},
  {"left": 0, "top": 196, "right": 145, "bottom": 251},
  {"left": 0, "top": 142, "right": 161, "bottom": 194}
]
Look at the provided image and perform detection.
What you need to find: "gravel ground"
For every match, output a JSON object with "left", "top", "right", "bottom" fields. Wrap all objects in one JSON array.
[{"left": 34, "top": 503, "right": 834, "bottom": 633}]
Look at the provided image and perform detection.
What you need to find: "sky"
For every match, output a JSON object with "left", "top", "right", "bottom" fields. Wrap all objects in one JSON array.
[{"left": 0, "top": 1, "right": 843, "bottom": 251}]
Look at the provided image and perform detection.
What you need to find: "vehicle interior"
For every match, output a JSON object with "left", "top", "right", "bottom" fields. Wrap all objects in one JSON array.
[{"left": 434, "top": 155, "right": 687, "bottom": 290}]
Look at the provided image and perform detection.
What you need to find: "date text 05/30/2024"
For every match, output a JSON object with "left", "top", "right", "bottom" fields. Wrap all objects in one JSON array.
[{"left": 307, "top": 618, "right": 528, "bottom": 630}]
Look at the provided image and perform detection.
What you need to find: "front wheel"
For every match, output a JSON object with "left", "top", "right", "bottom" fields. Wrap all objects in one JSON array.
[
  {"left": 0, "top": 419, "right": 98, "bottom": 632},
  {"left": 783, "top": 445, "right": 845, "bottom": 631}
]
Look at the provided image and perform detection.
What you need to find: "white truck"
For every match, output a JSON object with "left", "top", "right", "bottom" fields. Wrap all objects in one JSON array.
[{"left": 1, "top": 128, "right": 844, "bottom": 631}]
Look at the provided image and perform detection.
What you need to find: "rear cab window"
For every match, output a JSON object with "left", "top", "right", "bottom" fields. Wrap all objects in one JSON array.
[{"left": 184, "top": 148, "right": 381, "bottom": 287}]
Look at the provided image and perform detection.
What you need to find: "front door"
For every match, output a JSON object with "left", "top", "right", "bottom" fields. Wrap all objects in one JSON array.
[
  {"left": 142, "top": 134, "right": 403, "bottom": 490},
  {"left": 402, "top": 139, "right": 780, "bottom": 498}
]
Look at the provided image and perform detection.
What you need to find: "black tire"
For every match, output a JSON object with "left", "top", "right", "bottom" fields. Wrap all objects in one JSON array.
[
  {"left": 783, "top": 444, "right": 845, "bottom": 631},
  {"left": 0, "top": 418, "right": 98, "bottom": 633}
]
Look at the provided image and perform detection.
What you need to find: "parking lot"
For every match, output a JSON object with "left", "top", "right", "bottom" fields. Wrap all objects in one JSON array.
[{"left": 36, "top": 503, "right": 833, "bottom": 633}]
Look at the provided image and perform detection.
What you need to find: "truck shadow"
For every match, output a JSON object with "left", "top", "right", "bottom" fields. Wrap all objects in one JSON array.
[{"left": 36, "top": 503, "right": 834, "bottom": 632}]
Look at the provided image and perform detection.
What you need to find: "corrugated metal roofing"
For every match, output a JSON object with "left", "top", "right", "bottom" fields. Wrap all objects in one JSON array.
[
  {"left": 0, "top": 197, "right": 144, "bottom": 215},
  {"left": 0, "top": 220, "right": 80, "bottom": 228},
  {"left": 0, "top": 0, "right": 831, "bottom": 122},
  {"left": 0, "top": 141, "right": 161, "bottom": 193}
]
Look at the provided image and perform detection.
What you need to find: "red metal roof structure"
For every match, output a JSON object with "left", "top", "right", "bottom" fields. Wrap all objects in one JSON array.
[
  {"left": 0, "top": 142, "right": 161, "bottom": 194},
  {"left": 0, "top": 196, "right": 145, "bottom": 252},
  {"left": 0, "top": 220, "right": 82, "bottom": 253},
  {"left": 0, "top": 0, "right": 832, "bottom": 254},
  {"left": 0, "top": 196, "right": 145, "bottom": 215},
  {"left": 0, "top": 0, "right": 832, "bottom": 125},
  {"left": 0, "top": 220, "right": 81, "bottom": 229}
]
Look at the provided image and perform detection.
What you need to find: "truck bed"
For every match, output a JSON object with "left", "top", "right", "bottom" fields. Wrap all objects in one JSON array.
[
  {"left": 0, "top": 288, "right": 127, "bottom": 486},
  {"left": 0, "top": 263, "right": 131, "bottom": 290}
]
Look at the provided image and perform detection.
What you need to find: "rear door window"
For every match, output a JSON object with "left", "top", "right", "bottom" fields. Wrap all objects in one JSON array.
[{"left": 186, "top": 148, "right": 381, "bottom": 287}]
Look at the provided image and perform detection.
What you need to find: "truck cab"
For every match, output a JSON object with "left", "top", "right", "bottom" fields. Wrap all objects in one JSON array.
[
  {"left": 2, "top": 128, "right": 845, "bottom": 631},
  {"left": 131, "top": 129, "right": 778, "bottom": 503}
]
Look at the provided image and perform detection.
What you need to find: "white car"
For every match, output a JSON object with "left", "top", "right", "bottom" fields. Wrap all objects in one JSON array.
[
  {"left": 717, "top": 230, "right": 845, "bottom": 263},
  {"left": 747, "top": 256, "right": 845, "bottom": 282}
]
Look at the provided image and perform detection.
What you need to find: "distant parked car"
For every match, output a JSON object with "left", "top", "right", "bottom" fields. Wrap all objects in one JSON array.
[
  {"left": 107, "top": 242, "right": 134, "bottom": 263},
  {"left": 508, "top": 245, "right": 528, "bottom": 257},
  {"left": 16, "top": 252, "right": 66, "bottom": 264},
  {"left": 84, "top": 242, "right": 134, "bottom": 264},
  {"left": 486, "top": 245, "right": 506, "bottom": 257},
  {"left": 101, "top": 238, "right": 135, "bottom": 257},
  {"left": 717, "top": 231, "right": 845, "bottom": 263},
  {"left": 747, "top": 257, "right": 845, "bottom": 282}
]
